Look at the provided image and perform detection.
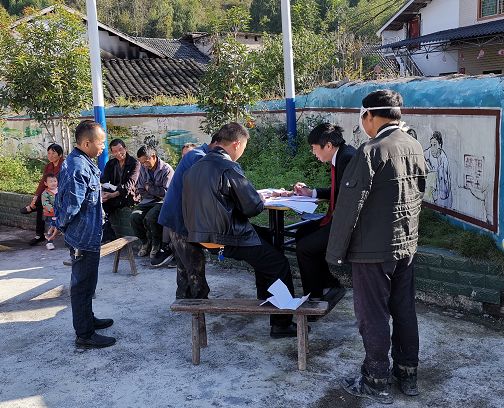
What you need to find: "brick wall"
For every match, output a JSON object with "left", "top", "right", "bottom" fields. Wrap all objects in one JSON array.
[{"left": 0, "top": 191, "right": 36, "bottom": 230}]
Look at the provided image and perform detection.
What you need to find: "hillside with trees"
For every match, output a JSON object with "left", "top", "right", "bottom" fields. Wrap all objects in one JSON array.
[{"left": 2, "top": 0, "right": 403, "bottom": 39}]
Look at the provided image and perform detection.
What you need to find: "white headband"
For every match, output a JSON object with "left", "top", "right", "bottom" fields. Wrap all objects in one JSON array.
[{"left": 360, "top": 106, "right": 402, "bottom": 116}]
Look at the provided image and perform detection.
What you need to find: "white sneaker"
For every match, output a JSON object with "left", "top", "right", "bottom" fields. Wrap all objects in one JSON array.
[{"left": 46, "top": 242, "right": 55, "bottom": 250}]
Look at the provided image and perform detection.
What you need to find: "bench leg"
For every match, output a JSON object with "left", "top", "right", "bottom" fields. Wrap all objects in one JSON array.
[
  {"left": 305, "top": 315, "right": 309, "bottom": 354},
  {"left": 126, "top": 243, "right": 138, "bottom": 276},
  {"left": 297, "top": 315, "right": 308, "bottom": 371},
  {"left": 112, "top": 248, "right": 121, "bottom": 273},
  {"left": 192, "top": 313, "right": 201, "bottom": 365},
  {"left": 199, "top": 313, "right": 207, "bottom": 348}
]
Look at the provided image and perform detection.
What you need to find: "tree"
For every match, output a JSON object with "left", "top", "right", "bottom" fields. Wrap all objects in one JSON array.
[
  {"left": 197, "top": 35, "right": 260, "bottom": 134},
  {"left": 0, "top": 5, "right": 92, "bottom": 152},
  {"left": 250, "top": 0, "right": 281, "bottom": 33}
]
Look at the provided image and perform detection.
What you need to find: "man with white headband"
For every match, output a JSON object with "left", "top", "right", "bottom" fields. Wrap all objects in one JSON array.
[{"left": 326, "top": 89, "right": 427, "bottom": 404}]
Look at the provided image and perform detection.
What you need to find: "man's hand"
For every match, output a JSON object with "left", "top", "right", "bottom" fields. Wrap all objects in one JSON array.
[
  {"left": 293, "top": 182, "right": 313, "bottom": 197},
  {"left": 102, "top": 191, "right": 119, "bottom": 202}
]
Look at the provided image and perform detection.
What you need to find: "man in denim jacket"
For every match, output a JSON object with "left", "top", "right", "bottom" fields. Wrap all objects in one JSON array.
[{"left": 55, "top": 120, "right": 116, "bottom": 349}]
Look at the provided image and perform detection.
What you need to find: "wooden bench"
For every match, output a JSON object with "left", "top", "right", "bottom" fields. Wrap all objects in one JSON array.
[
  {"left": 101, "top": 236, "right": 138, "bottom": 275},
  {"left": 171, "top": 298, "right": 329, "bottom": 371}
]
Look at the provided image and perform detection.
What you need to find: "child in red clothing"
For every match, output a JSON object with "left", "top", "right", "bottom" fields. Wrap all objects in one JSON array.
[{"left": 41, "top": 174, "right": 58, "bottom": 250}]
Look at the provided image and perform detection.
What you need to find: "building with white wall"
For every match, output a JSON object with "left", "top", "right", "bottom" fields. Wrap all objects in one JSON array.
[{"left": 377, "top": 0, "right": 504, "bottom": 77}]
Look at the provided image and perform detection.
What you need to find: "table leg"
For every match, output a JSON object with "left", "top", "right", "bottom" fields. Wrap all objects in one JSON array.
[
  {"left": 268, "top": 209, "right": 285, "bottom": 251},
  {"left": 192, "top": 313, "right": 201, "bottom": 365}
]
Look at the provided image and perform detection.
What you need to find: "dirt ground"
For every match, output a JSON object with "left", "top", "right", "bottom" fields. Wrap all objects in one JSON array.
[{"left": 0, "top": 225, "right": 503, "bottom": 408}]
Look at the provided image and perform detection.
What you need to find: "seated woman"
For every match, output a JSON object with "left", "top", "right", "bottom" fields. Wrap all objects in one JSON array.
[
  {"left": 101, "top": 138, "right": 141, "bottom": 242},
  {"left": 20, "top": 143, "right": 64, "bottom": 246}
]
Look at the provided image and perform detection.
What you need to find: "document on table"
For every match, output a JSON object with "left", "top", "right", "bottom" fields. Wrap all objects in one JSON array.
[
  {"left": 264, "top": 197, "right": 318, "bottom": 214},
  {"left": 260, "top": 279, "right": 310, "bottom": 310}
]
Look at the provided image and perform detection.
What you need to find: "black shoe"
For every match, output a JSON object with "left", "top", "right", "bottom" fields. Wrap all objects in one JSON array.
[
  {"left": 75, "top": 333, "right": 116, "bottom": 349},
  {"left": 150, "top": 248, "right": 175, "bottom": 268},
  {"left": 321, "top": 286, "right": 346, "bottom": 311},
  {"left": 93, "top": 317, "right": 114, "bottom": 330},
  {"left": 392, "top": 363, "right": 419, "bottom": 396},
  {"left": 29, "top": 235, "right": 45, "bottom": 246},
  {"left": 270, "top": 322, "right": 311, "bottom": 338},
  {"left": 342, "top": 375, "right": 393, "bottom": 405}
]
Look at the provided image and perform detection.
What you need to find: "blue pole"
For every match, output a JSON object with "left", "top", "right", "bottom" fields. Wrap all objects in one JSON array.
[
  {"left": 86, "top": 0, "right": 108, "bottom": 170},
  {"left": 281, "top": 0, "right": 297, "bottom": 151}
]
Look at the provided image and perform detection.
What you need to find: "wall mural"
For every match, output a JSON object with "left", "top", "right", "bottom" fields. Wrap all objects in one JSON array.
[
  {"left": 289, "top": 108, "right": 500, "bottom": 232},
  {"left": 4, "top": 107, "right": 501, "bottom": 232}
]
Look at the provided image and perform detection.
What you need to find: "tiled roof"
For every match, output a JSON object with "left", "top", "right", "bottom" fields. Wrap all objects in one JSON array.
[
  {"left": 103, "top": 58, "right": 206, "bottom": 100},
  {"left": 133, "top": 37, "right": 210, "bottom": 64},
  {"left": 380, "top": 19, "right": 504, "bottom": 49}
]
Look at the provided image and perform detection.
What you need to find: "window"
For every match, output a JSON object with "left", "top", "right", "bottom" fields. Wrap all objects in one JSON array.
[{"left": 480, "top": 0, "right": 504, "bottom": 17}]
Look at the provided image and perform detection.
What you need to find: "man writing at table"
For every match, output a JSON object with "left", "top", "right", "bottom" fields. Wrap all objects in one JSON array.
[
  {"left": 293, "top": 123, "right": 356, "bottom": 312},
  {"left": 182, "top": 122, "right": 298, "bottom": 338}
]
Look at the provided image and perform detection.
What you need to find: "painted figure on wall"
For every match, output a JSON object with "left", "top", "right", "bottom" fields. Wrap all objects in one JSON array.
[{"left": 424, "top": 131, "right": 452, "bottom": 208}]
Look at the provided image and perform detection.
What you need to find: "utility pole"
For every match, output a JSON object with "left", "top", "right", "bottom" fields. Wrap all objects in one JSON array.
[
  {"left": 281, "top": 0, "right": 297, "bottom": 151},
  {"left": 86, "top": 0, "right": 109, "bottom": 169}
]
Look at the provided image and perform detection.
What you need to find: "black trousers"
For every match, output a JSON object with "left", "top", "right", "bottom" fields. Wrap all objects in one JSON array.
[
  {"left": 352, "top": 256, "right": 419, "bottom": 379},
  {"left": 296, "top": 220, "right": 341, "bottom": 297},
  {"left": 223, "top": 233, "right": 294, "bottom": 327},
  {"left": 69, "top": 247, "right": 100, "bottom": 338},
  {"left": 168, "top": 229, "right": 210, "bottom": 300},
  {"left": 35, "top": 195, "right": 45, "bottom": 236}
]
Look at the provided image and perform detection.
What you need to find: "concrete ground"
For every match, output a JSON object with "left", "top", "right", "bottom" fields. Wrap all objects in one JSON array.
[{"left": 0, "top": 225, "right": 503, "bottom": 408}]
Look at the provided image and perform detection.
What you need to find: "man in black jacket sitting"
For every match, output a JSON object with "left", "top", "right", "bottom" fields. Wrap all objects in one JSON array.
[
  {"left": 292, "top": 123, "right": 356, "bottom": 312},
  {"left": 182, "top": 122, "right": 297, "bottom": 338},
  {"left": 101, "top": 138, "right": 141, "bottom": 242}
]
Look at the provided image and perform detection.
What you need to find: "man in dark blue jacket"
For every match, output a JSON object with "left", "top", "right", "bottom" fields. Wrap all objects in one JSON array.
[
  {"left": 55, "top": 120, "right": 116, "bottom": 349},
  {"left": 182, "top": 122, "right": 297, "bottom": 338},
  {"left": 158, "top": 136, "right": 217, "bottom": 299}
]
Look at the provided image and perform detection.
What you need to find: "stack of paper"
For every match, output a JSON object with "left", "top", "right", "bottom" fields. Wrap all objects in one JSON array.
[
  {"left": 260, "top": 279, "right": 310, "bottom": 310},
  {"left": 264, "top": 197, "right": 318, "bottom": 214}
]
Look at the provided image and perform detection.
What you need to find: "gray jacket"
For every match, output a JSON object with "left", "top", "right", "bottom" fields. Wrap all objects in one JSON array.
[
  {"left": 137, "top": 157, "right": 174, "bottom": 205},
  {"left": 326, "top": 126, "right": 427, "bottom": 264}
]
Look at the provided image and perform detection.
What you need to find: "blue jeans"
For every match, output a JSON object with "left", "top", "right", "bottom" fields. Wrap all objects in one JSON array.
[{"left": 70, "top": 247, "right": 100, "bottom": 338}]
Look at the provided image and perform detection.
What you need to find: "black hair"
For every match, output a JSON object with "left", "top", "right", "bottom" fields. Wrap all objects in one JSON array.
[
  {"left": 407, "top": 128, "right": 418, "bottom": 140},
  {"left": 75, "top": 120, "right": 104, "bottom": 144},
  {"left": 43, "top": 172, "right": 57, "bottom": 182},
  {"left": 362, "top": 89, "right": 403, "bottom": 120},
  {"left": 137, "top": 145, "right": 157, "bottom": 158},
  {"left": 212, "top": 122, "right": 249, "bottom": 145},
  {"left": 431, "top": 131, "right": 443, "bottom": 147},
  {"left": 109, "top": 138, "right": 126, "bottom": 149},
  {"left": 47, "top": 143, "right": 63, "bottom": 156},
  {"left": 307, "top": 123, "right": 345, "bottom": 148}
]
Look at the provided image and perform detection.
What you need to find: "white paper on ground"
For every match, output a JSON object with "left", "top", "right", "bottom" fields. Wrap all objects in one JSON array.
[{"left": 260, "top": 279, "right": 310, "bottom": 310}]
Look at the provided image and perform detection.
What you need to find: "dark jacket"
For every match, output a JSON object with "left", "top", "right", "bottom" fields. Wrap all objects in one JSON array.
[
  {"left": 316, "top": 143, "right": 357, "bottom": 205},
  {"left": 55, "top": 148, "right": 102, "bottom": 252},
  {"left": 158, "top": 143, "right": 211, "bottom": 236},
  {"left": 182, "top": 147, "right": 264, "bottom": 246},
  {"left": 326, "top": 126, "right": 427, "bottom": 264},
  {"left": 100, "top": 153, "right": 140, "bottom": 207}
]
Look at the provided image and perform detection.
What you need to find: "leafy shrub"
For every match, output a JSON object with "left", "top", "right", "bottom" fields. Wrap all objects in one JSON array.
[
  {"left": 0, "top": 156, "right": 43, "bottom": 194},
  {"left": 240, "top": 118, "right": 330, "bottom": 190}
]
